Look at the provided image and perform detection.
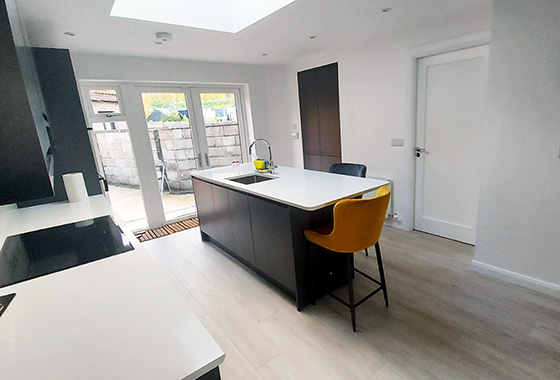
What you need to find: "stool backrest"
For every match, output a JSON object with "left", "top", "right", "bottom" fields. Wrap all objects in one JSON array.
[
  {"left": 327, "top": 186, "right": 390, "bottom": 252},
  {"left": 328, "top": 163, "right": 367, "bottom": 178}
]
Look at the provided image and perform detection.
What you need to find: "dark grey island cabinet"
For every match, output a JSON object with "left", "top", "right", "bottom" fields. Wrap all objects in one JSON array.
[{"left": 192, "top": 177, "right": 347, "bottom": 310}]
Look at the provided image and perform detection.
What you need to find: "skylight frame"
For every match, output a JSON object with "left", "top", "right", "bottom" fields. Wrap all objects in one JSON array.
[{"left": 110, "top": 0, "right": 296, "bottom": 33}]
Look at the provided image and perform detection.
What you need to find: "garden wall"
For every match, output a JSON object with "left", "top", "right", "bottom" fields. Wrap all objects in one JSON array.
[{"left": 95, "top": 121, "right": 242, "bottom": 193}]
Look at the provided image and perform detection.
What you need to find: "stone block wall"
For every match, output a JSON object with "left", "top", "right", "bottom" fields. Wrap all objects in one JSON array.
[
  {"left": 94, "top": 121, "right": 243, "bottom": 193},
  {"left": 94, "top": 130, "right": 140, "bottom": 187},
  {"left": 205, "top": 123, "right": 242, "bottom": 167},
  {"left": 148, "top": 123, "right": 198, "bottom": 193}
]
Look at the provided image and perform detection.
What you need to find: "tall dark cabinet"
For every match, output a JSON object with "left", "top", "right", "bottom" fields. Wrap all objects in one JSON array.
[
  {"left": 0, "top": 0, "right": 101, "bottom": 206},
  {"left": 297, "top": 62, "right": 341, "bottom": 172},
  {"left": 19, "top": 48, "right": 102, "bottom": 206},
  {"left": 0, "top": 0, "right": 53, "bottom": 204}
]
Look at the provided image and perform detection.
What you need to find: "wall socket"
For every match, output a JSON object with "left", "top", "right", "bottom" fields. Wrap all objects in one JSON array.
[{"left": 391, "top": 138, "right": 404, "bottom": 147}]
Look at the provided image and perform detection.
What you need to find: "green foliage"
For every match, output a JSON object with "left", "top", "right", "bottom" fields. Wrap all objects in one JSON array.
[
  {"left": 200, "top": 93, "right": 235, "bottom": 109},
  {"left": 141, "top": 93, "right": 187, "bottom": 118},
  {"left": 162, "top": 111, "right": 183, "bottom": 122}
]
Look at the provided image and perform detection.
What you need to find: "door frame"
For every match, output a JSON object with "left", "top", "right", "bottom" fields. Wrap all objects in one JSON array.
[
  {"left": 399, "top": 30, "right": 491, "bottom": 233},
  {"left": 79, "top": 80, "right": 253, "bottom": 229},
  {"left": 189, "top": 86, "right": 250, "bottom": 168},
  {"left": 133, "top": 84, "right": 203, "bottom": 171},
  {"left": 414, "top": 45, "right": 489, "bottom": 243}
]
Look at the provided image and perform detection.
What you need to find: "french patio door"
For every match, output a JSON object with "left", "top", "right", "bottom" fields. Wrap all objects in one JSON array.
[
  {"left": 189, "top": 87, "right": 248, "bottom": 169},
  {"left": 81, "top": 81, "right": 249, "bottom": 230},
  {"left": 135, "top": 86, "right": 248, "bottom": 227}
]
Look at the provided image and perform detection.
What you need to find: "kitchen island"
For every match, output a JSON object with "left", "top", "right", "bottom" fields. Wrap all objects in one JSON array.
[
  {"left": 191, "top": 164, "right": 389, "bottom": 310},
  {"left": 0, "top": 196, "right": 224, "bottom": 380}
]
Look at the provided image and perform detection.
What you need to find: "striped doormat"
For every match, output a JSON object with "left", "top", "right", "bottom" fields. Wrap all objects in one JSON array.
[{"left": 135, "top": 217, "right": 199, "bottom": 242}]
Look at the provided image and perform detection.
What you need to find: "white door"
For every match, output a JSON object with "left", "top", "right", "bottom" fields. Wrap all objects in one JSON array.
[{"left": 414, "top": 45, "right": 489, "bottom": 244}]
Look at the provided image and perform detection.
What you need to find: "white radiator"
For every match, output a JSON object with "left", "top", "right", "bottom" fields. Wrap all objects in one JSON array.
[{"left": 362, "top": 177, "right": 396, "bottom": 219}]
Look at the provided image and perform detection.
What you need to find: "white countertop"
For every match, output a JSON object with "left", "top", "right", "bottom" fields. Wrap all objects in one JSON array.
[
  {"left": 190, "top": 163, "right": 389, "bottom": 211},
  {"left": 0, "top": 196, "right": 224, "bottom": 380}
]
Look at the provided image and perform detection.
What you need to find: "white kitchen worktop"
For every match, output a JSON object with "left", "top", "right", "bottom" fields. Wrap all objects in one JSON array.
[
  {"left": 190, "top": 163, "right": 389, "bottom": 211},
  {"left": 0, "top": 195, "right": 224, "bottom": 380}
]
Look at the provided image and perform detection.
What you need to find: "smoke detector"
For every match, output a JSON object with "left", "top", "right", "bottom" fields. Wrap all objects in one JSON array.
[{"left": 155, "top": 32, "right": 172, "bottom": 43}]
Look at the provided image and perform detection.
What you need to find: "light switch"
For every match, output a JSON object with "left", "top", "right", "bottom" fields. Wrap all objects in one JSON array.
[{"left": 391, "top": 138, "right": 404, "bottom": 147}]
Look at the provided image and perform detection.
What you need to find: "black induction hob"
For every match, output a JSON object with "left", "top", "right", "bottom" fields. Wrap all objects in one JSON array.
[{"left": 0, "top": 216, "right": 134, "bottom": 288}]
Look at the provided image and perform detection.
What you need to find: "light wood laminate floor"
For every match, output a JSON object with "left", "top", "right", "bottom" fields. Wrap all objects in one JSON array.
[{"left": 142, "top": 226, "right": 560, "bottom": 380}]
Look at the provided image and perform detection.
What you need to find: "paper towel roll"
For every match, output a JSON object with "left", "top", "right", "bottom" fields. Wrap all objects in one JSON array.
[{"left": 63, "top": 173, "right": 88, "bottom": 203}]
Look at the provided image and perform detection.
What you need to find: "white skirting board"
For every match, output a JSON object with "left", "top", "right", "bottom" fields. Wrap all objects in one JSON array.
[{"left": 471, "top": 260, "right": 560, "bottom": 299}]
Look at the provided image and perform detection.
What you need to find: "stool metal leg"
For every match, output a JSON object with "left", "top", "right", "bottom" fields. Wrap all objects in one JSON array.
[
  {"left": 365, "top": 248, "right": 369, "bottom": 256},
  {"left": 347, "top": 253, "right": 357, "bottom": 332},
  {"left": 374, "top": 242, "right": 389, "bottom": 307}
]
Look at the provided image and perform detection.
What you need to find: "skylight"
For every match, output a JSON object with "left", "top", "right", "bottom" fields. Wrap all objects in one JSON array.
[{"left": 110, "top": 0, "right": 296, "bottom": 33}]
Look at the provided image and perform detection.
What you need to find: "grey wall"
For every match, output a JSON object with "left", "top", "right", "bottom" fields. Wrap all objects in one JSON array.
[{"left": 474, "top": 0, "right": 560, "bottom": 291}]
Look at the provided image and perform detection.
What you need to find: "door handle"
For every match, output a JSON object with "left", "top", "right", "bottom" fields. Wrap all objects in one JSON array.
[
  {"left": 204, "top": 153, "right": 210, "bottom": 166},
  {"left": 197, "top": 153, "right": 203, "bottom": 167},
  {"left": 98, "top": 173, "right": 109, "bottom": 192},
  {"left": 415, "top": 146, "right": 428, "bottom": 157}
]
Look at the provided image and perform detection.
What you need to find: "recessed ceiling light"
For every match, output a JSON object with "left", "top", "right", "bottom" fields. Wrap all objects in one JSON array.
[
  {"left": 309, "top": 36, "right": 317, "bottom": 39},
  {"left": 155, "top": 32, "right": 173, "bottom": 42},
  {"left": 110, "top": 0, "right": 296, "bottom": 33},
  {"left": 64, "top": 31, "right": 75, "bottom": 37},
  {"left": 382, "top": 8, "right": 392, "bottom": 13}
]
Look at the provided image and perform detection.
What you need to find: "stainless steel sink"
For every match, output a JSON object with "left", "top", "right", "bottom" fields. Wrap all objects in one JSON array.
[{"left": 226, "top": 174, "right": 276, "bottom": 185}]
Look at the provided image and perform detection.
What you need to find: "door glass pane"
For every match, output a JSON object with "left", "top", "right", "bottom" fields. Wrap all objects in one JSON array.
[
  {"left": 89, "top": 89, "right": 121, "bottom": 115},
  {"left": 91, "top": 121, "right": 148, "bottom": 231},
  {"left": 141, "top": 92, "right": 198, "bottom": 222},
  {"left": 199, "top": 92, "right": 242, "bottom": 167}
]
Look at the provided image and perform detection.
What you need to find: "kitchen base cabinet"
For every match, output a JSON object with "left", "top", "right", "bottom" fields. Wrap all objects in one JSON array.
[
  {"left": 211, "top": 185, "right": 234, "bottom": 249},
  {"left": 249, "top": 196, "right": 296, "bottom": 293},
  {"left": 192, "top": 177, "right": 347, "bottom": 311},
  {"left": 197, "top": 367, "right": 221, "bottom": 380},
  {"left": 192, "top": 178, "right": 217, "bottom": 238},
  {"left": 229, "top": 190, "right": 255, "bottom": 265}
]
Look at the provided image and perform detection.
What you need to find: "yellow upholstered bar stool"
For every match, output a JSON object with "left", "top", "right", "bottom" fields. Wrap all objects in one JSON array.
[{"left": 304, "top": 186, "right": 391, "bottom": 332}]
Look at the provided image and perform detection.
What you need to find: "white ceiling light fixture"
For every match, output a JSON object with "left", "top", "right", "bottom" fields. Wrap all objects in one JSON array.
[
  {"left": 156, "top": 31, "right": 173, "bottom": 42},
  {"left": 110, "top": 0, "right": 296, "bottom": 33}
]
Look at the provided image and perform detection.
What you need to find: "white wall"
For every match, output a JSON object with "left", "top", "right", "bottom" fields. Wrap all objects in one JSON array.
[
  {"left": 473, "top": 0, "right": 560, "bottom": 293},
  {"left": 262, "top": 6, "right": 492, "bottom": 231},
  {"left": 70, "top": 52, "right": 273, "bottom": 143},
  {"left": 69, "top": 6, "right": 493, "bottom": 233}
]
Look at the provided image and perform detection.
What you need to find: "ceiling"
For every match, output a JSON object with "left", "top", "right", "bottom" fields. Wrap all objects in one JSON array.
[{"left": 15, "top": 0, "right": 491, "bottom": 65}]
